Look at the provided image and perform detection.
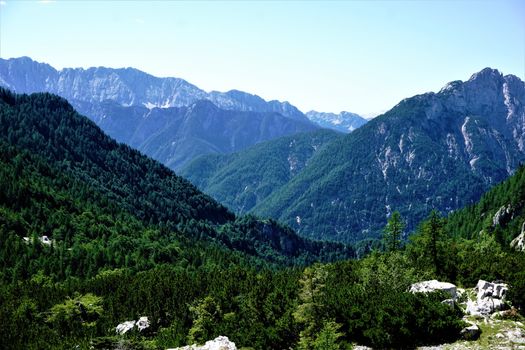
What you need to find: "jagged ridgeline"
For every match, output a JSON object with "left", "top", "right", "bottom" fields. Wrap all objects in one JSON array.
[{"left": 0, "top": 88, "right": 353, "bottom": 276}]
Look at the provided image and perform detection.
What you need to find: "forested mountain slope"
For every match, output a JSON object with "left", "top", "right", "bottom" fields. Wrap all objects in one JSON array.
[
  {"left": 252, "top": 68, "right": 525, "bottom": 242},
  {"left": 2, "top": 88, "right": 525, "bottom": 350},
  {"left": 447, "top": 165, "right": 525, "bottom": 246},
  {"left": 180, "top": 129, "right": 343, "bottom": 214},
  {"left": 0, "top": 88, "right": 352, "bottom": 266}
]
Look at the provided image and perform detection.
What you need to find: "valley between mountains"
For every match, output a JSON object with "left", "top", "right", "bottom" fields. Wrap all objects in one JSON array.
[{"left": 2, "top": 57, "right": 525, "bottom": 350}]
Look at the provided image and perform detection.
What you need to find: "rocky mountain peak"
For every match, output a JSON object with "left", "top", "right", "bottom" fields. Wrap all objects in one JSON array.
[{"left": 468, "top": 67, "right": 503, "bottom": 83}]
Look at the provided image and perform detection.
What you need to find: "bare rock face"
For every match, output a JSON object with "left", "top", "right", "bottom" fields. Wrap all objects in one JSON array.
[
  {"left": 510, "top": 221, "right": 525, "bottom": 252},
  {"left": 466, "top": 280, "right": 508, "bottom": 316},
  {"left": 169, "top": 336, "right": 237, "bottom": 350},
  {"left": 493, "top": 204, "right": 513, "bottom": 227},
  {"left": 409, "top": 280, "right": 457, "bottom": 299}
]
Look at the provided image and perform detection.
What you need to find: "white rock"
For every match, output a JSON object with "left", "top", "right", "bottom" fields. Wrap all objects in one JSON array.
[
  {"left": 460, "top": 322, "right": 481, "bottom": 340},
  {"left": 116, "top": 320, "right": 135, "bottom": 335},
  {"left": 136, "top": 316, "right": 150, "bottom": 332},
  {"left": 40, "top": 235, "right": 52, "bottom": 245},
  {"left": 441, "top": 299, "right": 455, "bottom": 308},
  {"left": 506, "top": 328, "right": 525, "bottom": 344},
  {"left": 466, "top": 280, "right": 509, "bottom": 315},
  {"left": 493, "top": 204, "right": 512, "bottom": 227},
  {"left": 171, "top": 336, "right": 237, "bottom": 350},
  {"left": 409, "top": 280, "right": 457, "bottom": 299},
  {"left": 510, "top": 222, "right": 525, "bottom": 252},
  {"left": 476, "top": 280, "right": 508, "bottom": 301}
]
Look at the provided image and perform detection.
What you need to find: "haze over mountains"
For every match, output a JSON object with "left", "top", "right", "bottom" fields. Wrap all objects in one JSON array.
[{"left": 0, "top": 57, "right": 365, "bottom": 169}]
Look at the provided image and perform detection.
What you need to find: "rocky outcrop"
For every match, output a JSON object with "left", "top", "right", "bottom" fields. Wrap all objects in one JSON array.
[
  {"left": 22, "top": 235, "right": 53, "bottom": 246},
  {"left": 460, "top": 321, "right": 481, "bottom": 341},
  {"left": 409, "top": 280, "right": 457, "bottom": 299},
  {"left": 116, "top": 320, "right": 135, "bottom": 335},
  {"left": 466, "top": 280, "right": 508, "bottom": 316},
  {"left": 136, "top": 316, "right": 150, "bottom": 331},
  {"left": 493, "top": 204, "right": 513, "bottom": 227},
  {"left": 115, "top": 316, "right": 150, "bottom": 335},
  {"left": 510, "top": 221, "right": 525, "bottom": 252},
  {"left": 169, "top": 336, "right": 236, "bottom": 350}
]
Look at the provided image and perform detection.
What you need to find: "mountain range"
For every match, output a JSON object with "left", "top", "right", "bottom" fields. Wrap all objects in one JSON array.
[
  {"left": 183, "top": 68, "right": 525, "bottom": 242},
  {"left": 2, "top": 57, "right": 524, "bottom": 243},
  {"left": 73, "top": 98, "right": 318, "bottom": 169},
  {"left": 0, "top": 56, "right": 308, "bottom": 119},
  {"left": 3, "top": 60, "right": 525, "bottom": 350},
  {"left": 0, "top": 57, "right": 340, "bottom": 169}
]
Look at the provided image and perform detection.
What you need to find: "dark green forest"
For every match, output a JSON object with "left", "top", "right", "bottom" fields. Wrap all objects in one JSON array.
[
  {"left": 1, "top": 89, "right": 525, "bottom": 349},
  {"left": 180, "top": 129, "right": 342, "bottom": 215}
]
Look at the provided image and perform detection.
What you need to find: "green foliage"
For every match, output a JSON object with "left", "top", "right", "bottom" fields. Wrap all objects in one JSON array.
[
  {"left": 181, "top": 129, "right": 341, "bottom": 214},
  {"left": 407, "top": 210, "right": 449, "bottom": 279},
  {"left": 382, "top": 211, "right": 405, "bottom": 251},
  {"left": 294, "top": 264, "right": 331, "bottom": 349},
  {"left": 46, "top": 293, "right": 103, "bottom": 335},
  {"left": 312, "top": 320, "right": 344, "bottom": 350},
  {"left": 3, "top": 87, "right": 525, "bottom": 350},
  {"left": 0, "top": 88, "right": 352, "bottom": 349},
  {"left": 358, "top": 251, "right": 419, "bottom": 293},
  {"left": 188, "top": 296, "right": 222, "bottom": 345}
]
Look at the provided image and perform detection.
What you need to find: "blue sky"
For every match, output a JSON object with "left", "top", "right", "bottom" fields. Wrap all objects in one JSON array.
[{"left": 1, "top": 0, "right": 524, "bottom": 116}]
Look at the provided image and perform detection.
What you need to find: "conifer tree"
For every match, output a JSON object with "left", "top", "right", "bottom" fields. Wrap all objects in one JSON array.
[{"left": 383, "top": 211, "right": 405, "bottom": 252}]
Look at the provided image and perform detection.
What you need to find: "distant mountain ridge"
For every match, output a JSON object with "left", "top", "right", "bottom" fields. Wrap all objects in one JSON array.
[
  {"left": 0, "top": 56, "right": 306, "bottom": 120},
  {"left": 77, "top": 99, "right": 318, "bottom": 169},
  {"left": 0, "top": 57, "right": 319, "bottom": 169},
  {"left": 306, "top": 110, "right": 367, "bottom": 132}
]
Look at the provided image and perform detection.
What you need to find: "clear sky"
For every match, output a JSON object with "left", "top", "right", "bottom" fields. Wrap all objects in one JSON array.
[{"left": 1, "top": 0, "right": 524, "bottom": 116}]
